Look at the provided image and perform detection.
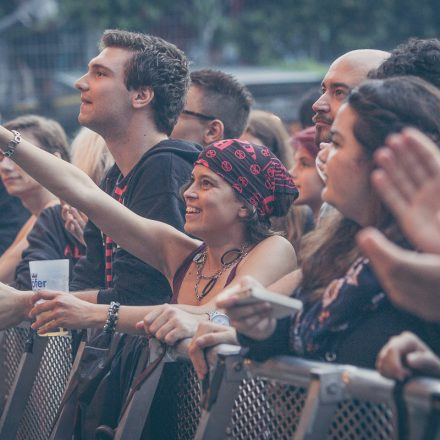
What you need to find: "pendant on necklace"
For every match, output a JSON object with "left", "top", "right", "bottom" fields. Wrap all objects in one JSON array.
[
  {"left": 193, "top": 251, "right": 206, "bottom": 265},
  {"left": 200, "top": 277, "right": 218, "bottom": 298},
  {"left": 220, "top": 247, "right": 242, "bottom": 265}
]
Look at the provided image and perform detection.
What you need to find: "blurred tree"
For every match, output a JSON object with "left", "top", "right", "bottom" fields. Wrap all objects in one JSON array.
[
  {"left": 229, "top": 0, "right": 440, "bottom": 63},
  {"left": 60, "top": 0, "right": 165, "bottom": 31},
  {"left": 6, "top": 0, "right": 440, "bottom": 65},
  {"left": 59, "top": 0, "right": 232, "bottom": 64}
]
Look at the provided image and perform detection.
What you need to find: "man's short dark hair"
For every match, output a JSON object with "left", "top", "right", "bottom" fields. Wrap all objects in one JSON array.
[
  {"left": 190, "top": 69, "right": 253, "bottom": 139},
  {"left": 4, "top": 115, "right": 70, "bottom": 161},
  {"left": 100, "top": 29, "right": 190, "bottom": 135},
  {"left": 369, "top": 38, "right": 440, "bottom": 88}
]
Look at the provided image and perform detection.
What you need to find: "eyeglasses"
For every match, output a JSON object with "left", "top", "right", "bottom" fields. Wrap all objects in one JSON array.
[{"left": 181, "top": 109, "right": 217, "bottom": 121}]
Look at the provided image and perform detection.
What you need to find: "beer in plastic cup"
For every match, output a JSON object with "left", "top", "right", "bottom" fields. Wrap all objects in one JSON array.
[{"left": 29, "top": 259, "right": 69, "bottom": 337}]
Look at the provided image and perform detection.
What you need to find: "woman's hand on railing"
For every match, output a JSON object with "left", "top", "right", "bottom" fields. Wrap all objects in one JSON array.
[
  {"left": 135, "top": 304, "right": 206, "bottom": 345},
  {"left": 376, "top": 331, "right": 440, "bottom": 380},
  {"left": 216, "top": 276, "right": 277, "bottom": 341},
  {"left": 188, "top": 321, "right": 238, "bottom": 379}
]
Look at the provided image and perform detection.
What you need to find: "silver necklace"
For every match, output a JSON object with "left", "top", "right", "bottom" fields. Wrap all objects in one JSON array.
[{"left": 193, "top": 244, "right": 249, "bottom": 301}]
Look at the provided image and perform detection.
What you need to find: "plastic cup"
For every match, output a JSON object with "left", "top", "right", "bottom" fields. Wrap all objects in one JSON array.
[{"left": 29, "top": 259, "right": 70, "bottom": 337}]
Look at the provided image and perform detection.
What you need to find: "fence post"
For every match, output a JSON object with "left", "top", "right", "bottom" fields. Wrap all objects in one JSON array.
[
  {"left": 113, "top": 339, "right": 166, "bottom": 440},
  {"left": 49, "top": 332, "right": 87, "bottom": 440},
  {"left": 194, "top": 345, "right": 244, "bottom": 440},
  {"left": 0, "top": 331, "right": 6, "bottom": 413},
  {"left": 404, "top": 377, "right": 440, "bottom": 440},
  {"left": 293, "top": 367, "right": 346, "bottom": 440},
  {"left": 0, "top": 334, "right": 48, "bottom": 439}
]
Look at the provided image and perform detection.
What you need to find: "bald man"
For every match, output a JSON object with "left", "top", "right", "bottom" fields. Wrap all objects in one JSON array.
[
  {"left": 313, "top": 50, "right": 389, "bottom": 183},
  {"left": 313, "top": 49, "right": 390, "bottom": 145}
]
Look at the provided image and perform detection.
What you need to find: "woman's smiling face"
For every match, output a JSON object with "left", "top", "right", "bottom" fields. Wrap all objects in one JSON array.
[{"left": 183, "top": 165, "right": 244, "bottom": 239}]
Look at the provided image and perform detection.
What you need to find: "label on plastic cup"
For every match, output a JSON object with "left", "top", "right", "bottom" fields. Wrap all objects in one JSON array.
[{"left": 29, "top": 259, "right": 70, "bottom": 337}]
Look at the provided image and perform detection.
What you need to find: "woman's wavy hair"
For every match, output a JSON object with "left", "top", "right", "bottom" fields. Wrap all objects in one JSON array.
[{"left": 300, "top": 76, "right": 440, "bottom": 301}]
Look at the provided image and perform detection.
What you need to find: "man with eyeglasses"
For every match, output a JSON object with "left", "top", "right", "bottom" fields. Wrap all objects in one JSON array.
[{"left": 172, "top": 69, "right": 253, "bottom": 147}]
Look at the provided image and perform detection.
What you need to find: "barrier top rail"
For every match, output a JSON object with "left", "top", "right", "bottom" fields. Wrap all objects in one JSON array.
[
  {"left": 162, "top": 337, "right": 440, "bottom": 440},
  {"left": 165, "top": 337, "right": 440, "bottom": 399}
]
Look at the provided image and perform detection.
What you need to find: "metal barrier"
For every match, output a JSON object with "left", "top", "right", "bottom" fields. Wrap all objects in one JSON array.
[
  {"left": 114, "top": 339, "right": 440, "bottom": 440},
  {"left": 1, "top": 330, "right": 439, "bottom": 440},
  {"left": 0, "top": 324, "right": 73, "bottom": 440}
]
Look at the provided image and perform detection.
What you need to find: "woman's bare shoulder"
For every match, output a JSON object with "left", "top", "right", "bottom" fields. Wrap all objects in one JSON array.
[{"left": 251, "top": 234, "right": 295, "bottom": 256}]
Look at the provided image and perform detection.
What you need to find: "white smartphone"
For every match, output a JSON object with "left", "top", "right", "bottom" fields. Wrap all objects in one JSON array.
[{"left": 234, "top": 286, "right": 303, "bottom": 319}]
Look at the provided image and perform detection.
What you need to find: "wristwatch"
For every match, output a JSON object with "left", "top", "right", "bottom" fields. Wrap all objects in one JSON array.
[
  {"left": 207, "top": 311, "right": 230, "bottom": 326},
  {"left": 1, "top": 130, "right": 21, "bottom": 158}
]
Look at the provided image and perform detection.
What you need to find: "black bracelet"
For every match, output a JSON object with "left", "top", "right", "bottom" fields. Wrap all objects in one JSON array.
[{"left": 103, "top": 301, "right": 120, "bottom": 336}]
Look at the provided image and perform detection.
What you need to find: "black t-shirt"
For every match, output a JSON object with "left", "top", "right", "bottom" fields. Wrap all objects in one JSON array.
[
  {"left": 0, "top": 180, "right": 30, "bottom": 255},
  {"left": 70, "top": 139, "right": 201, "bottom": 306},
  {"left": 13, "top": 204, "right": 86, "bottom": 290}
]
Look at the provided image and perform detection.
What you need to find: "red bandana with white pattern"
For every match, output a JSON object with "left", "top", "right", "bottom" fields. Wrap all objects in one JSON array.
[{"left": 195, "top": 139, "right": 298, "bottom": 221}]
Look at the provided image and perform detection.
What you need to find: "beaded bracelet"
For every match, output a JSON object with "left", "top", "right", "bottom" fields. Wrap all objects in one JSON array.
[
  {"left": 103, "top": 301, "right": 120, "bottom": 336},
  {"left": 0, "top": 130, "right": 22, "bottom": 158}
]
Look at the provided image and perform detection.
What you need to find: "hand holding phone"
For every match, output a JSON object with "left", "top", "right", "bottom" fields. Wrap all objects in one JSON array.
[{"left": 234, "top": 285, "right": 302, "bottom": 319}]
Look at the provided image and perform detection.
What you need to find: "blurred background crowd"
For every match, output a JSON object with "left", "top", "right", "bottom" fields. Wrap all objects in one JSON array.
[{"left": 1, "top": 0, "right": 439, "bottom": 135}]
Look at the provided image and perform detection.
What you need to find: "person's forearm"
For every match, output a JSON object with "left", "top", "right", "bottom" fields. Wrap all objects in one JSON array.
[
  {"left": 0, "top": 236, "right": 31, "bottom": 284},
  {"left": 116, "top": 305, "right": 156, "bottom": 334},
  {"left": 72, "top": 290, "right": 99, "bottom": 304},
  {"left": 0, "top": 249, "right": 19, "bottom": 284},
  {"left": 0, "top": 126, "right": 96, "bottom": 214},
  {"left": 62, "top": 303, "right": 155, "bottom": 334},
  {"left": 0, "top": 285, "right": 34, "bottom": 330},
  {"left": 114, "top": 304, "right": 209, "bottom": 334},
  {"left": 0, "top": 216, "right": 36, "bottom": 284},
  {"left": 175, "top": 303, "right": 214, "bottom": 314}
]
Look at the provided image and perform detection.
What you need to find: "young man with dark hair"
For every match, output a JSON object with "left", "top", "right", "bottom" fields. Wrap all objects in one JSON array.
[
  {"left": 0, "top": 30, "right": 200, "bottom": 435},
  {"left": 63, "top": 29, "right": 201, "bottom": 309},
  {"left": 0, "top": 29, "right": 200, "bottom": 321},
  {"left": 172, "top": 68, "right": 253, "bottom": 147}
]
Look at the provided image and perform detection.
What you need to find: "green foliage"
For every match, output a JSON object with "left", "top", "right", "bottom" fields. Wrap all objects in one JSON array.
[
  {"left": 59, "top": 0, "right": 167, "bottom": 31},
  {"left": 231, "top": 0, "right": 440, "bottom": 63},
  {"left": 12, "top": 0, "right": 440, "bottom": 64}
]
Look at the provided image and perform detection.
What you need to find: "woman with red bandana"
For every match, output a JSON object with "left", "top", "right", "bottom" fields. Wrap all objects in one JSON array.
[{"left": 0, "top": 137, "right": 298, "bottom": 343}]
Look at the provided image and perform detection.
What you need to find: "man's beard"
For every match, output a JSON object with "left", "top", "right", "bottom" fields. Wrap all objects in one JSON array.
[{"left": 314, "top": 125, "right": 331, "bottom": 145}]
